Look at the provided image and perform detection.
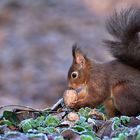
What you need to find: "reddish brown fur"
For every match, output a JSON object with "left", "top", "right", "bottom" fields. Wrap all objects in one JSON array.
[
  {"left": 66, "top": 8, "right": 140, "bottom": 117},
  {"left": 66, "top": 46, "right": 140, "bottom": 117}
]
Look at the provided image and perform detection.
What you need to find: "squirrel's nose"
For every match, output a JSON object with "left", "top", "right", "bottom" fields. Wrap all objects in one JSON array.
[
  {"left": 67, "top": 83, "right": 74, "bottom": 90},
  {"left": 67, "top": 87, "right": 74, "bottom": 90}
]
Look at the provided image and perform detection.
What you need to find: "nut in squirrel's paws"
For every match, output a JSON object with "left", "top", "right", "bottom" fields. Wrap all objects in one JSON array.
[{"left": 63, "top": 90, "right": 78, "bottom": 108}]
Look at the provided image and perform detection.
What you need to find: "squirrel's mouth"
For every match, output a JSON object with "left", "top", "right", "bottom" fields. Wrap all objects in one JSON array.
[
  {"left": 75, "top": 87, "right": 83, "bottom": 93},
  {"left": 68, "top": 85, "right": 88, "bottom": 94}
]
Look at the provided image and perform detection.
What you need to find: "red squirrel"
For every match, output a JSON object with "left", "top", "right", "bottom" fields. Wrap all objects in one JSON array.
[{"left": 65, "top": 8, "right": 140, "bottom": 117}]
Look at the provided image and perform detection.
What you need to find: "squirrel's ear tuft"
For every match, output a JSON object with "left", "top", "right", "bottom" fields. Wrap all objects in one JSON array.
[
  {"left": 72, "top": 43, "right": 79, "bottom": 58},
  {"left": 72, "top": 44, "right": 86, "bottom": 67}
]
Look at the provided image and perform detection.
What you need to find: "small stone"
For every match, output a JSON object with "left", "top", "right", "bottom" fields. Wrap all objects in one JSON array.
[{"left": 67, "top": 112, "right": 79, "bottom": 122}]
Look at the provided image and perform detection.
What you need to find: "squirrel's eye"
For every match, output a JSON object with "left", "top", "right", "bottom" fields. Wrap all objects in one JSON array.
[{"left": 71, "top": 71, "right": 78, "bottom": 79}]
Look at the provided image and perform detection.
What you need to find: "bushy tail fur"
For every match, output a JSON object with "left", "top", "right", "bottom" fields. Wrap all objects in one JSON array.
[{"left": 105, "top": 7, "right": 140, "bottom": 70}]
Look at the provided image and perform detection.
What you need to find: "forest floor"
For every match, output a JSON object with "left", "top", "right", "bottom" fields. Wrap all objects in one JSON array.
[{"left": 0, "top": 101, "right": 140, "bottom": 140}]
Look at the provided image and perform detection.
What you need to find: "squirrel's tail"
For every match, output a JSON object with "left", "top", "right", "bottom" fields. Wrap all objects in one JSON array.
[{"left": 105, "top": 7, "right": 140, "bottom": 70}]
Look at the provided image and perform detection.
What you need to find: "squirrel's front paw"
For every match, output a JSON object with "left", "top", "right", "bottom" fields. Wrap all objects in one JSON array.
[{"left": 63, "top": 90, "right": 78, "bottom": 108}]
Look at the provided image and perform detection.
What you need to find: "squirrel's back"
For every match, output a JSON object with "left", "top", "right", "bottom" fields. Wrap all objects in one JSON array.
[{"left": 105, "top": 7, "right": 140, "bottom": 70}]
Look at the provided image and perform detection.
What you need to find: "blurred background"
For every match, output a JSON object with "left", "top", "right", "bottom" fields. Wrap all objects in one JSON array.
[{"left": 0, "top": 0, "right": 140, "bottom": 109}]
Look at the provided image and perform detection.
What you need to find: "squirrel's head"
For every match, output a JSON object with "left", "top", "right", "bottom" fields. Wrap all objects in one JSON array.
[{"left": 67, "top": 44, "right": 91, "bottom": 90}]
